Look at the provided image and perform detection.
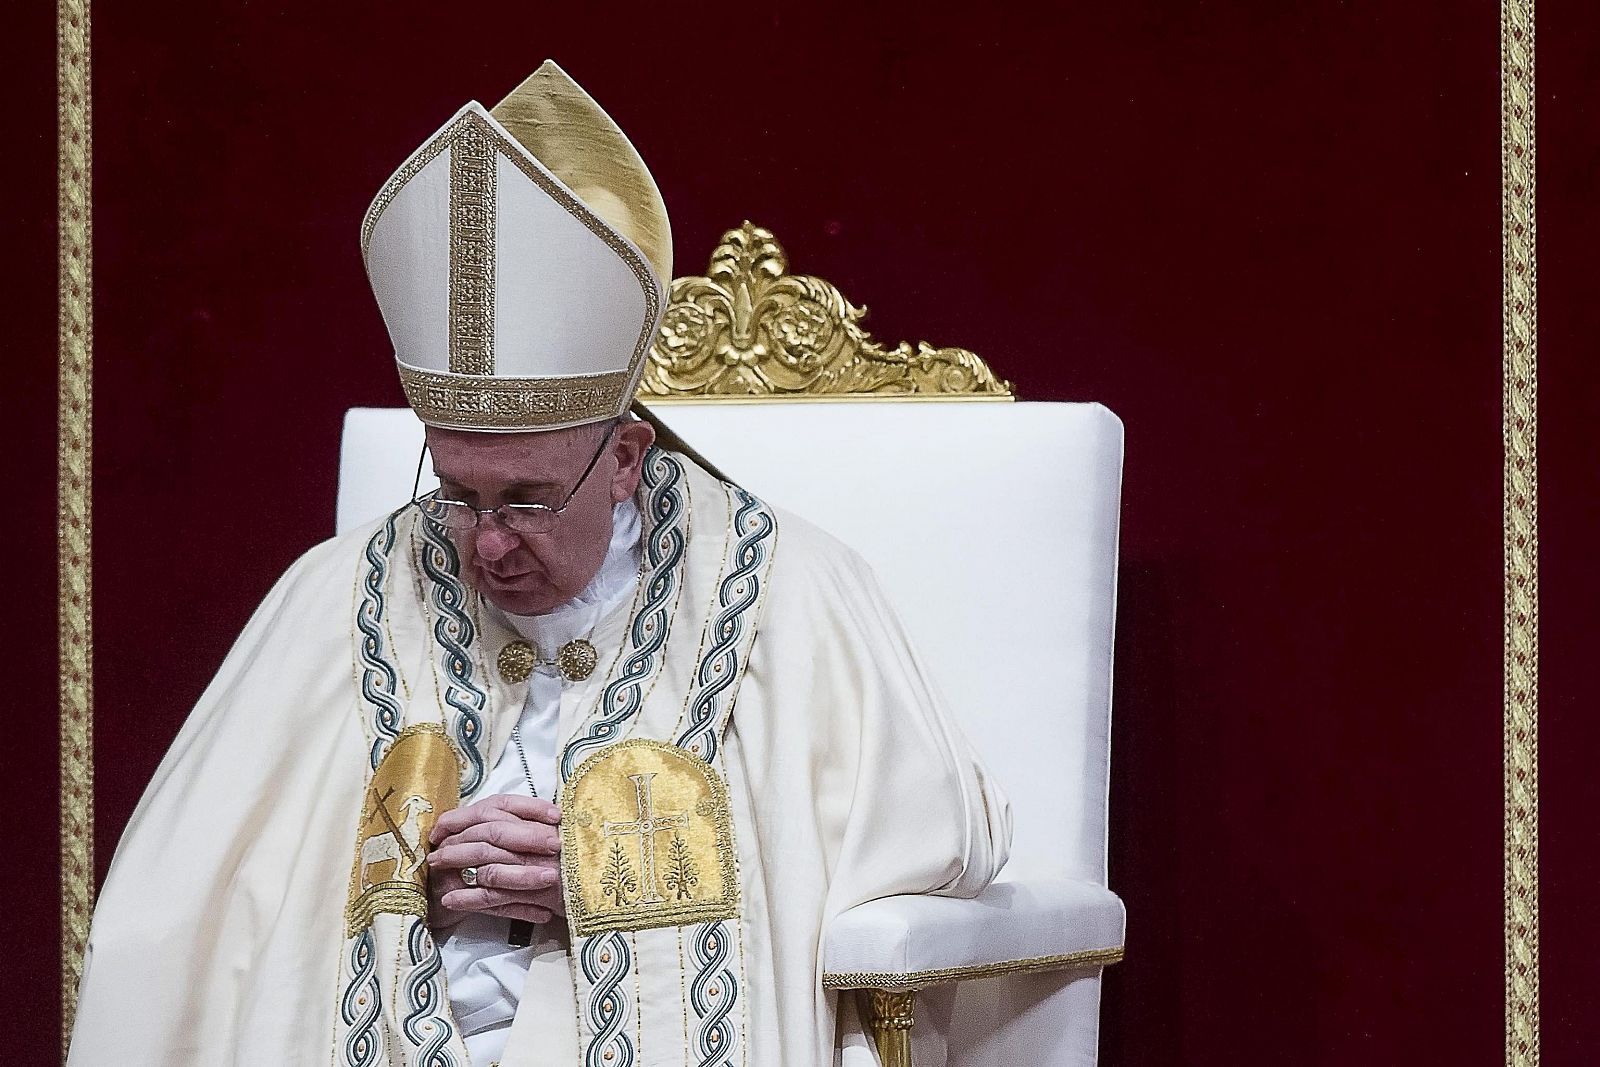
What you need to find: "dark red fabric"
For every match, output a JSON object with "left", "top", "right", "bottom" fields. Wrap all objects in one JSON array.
[
  {"left": 11, "top": 1, "right": 1598, "bottom": 1062},
  {"left": 1536, "top": 3, "right": 1600, "bottom": 1055},
  {"left": 7, "top": 0, "right": 67, "bottom": 1054}
]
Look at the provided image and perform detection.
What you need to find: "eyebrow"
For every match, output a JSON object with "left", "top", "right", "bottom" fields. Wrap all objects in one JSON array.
[{"left": 434, "top": 475, "right": 564, "bottom": 493}]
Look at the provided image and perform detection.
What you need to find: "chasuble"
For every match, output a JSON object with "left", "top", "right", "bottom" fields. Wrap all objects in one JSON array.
[{"left": 67, "top": 447, "right": 1012, "bottom": 1066}]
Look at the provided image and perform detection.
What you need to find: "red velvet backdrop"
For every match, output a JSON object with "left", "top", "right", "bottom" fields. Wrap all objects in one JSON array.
[{"left": 11, "top": 1, "right": 1600, "bottom": 1063}]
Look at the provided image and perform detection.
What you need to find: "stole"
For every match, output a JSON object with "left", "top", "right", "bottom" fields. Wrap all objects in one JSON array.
[{"left": 331, "top": 447, "right": 779, "bottom": 1067}]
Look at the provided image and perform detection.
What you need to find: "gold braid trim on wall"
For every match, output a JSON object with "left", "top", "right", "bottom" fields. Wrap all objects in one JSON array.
[
  {"left": 639, "top": 222, "right": 1012, "bottom": 401},
  {"left": 57, "top": 0, "right": 94, "bottom": 1053},
  {"left": 1501, "top": 1, "right": 1538, "bottom": 1065}
]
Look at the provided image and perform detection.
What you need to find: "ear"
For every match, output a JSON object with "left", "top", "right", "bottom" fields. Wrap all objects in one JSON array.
[{"left": 608, "top": 419, "right": 657, "bottom": 502}]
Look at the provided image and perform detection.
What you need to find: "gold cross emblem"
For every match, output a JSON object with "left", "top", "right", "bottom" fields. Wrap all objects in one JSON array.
[
  {"left": 602, "top": 773, "right": 689, "bottom": 905},
  {"left": 561, "top": 739, "right": 739, "bottom": 936}
]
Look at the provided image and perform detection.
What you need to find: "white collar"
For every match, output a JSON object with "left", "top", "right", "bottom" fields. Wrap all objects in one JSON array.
[{"left": 502, "top": 498, "right": 642, "bottom": 656}]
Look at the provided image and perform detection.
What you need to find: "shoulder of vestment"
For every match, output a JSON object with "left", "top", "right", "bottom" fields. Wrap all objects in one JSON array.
[
  {"left": 238, "top": 512, "right": 402, "bottom": 647},
  {"left": 760, "top": 504, "right": 871, "bottom": 583}
]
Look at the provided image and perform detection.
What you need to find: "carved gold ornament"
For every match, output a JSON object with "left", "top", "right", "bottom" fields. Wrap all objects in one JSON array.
[
  {"left": 639, "top": 222, "right": 1012, "bottom": 400},
  {"left": 858, "top": 990, "right": 916, "bottom": 1067}
]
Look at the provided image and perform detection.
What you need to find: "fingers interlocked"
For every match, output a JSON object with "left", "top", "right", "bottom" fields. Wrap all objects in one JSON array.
[
  {"left": 429, "top": 794, "right": 560, "bottom": 847},
  {"left": 425, "top": 792, "right": 568, "bottom": 927}
]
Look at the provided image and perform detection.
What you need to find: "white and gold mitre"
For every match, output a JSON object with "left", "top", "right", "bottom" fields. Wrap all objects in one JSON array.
[{"left": 360, "top": 61, "right": 671, "bottom": 431}]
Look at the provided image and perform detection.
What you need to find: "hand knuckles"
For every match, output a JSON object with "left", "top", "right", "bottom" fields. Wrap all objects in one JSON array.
[
  {"left": 488, "top": 865, "right": 530, "bottom": 890},
  {"left": 494, "top": 827, "right": 530, "bottom": 851}
]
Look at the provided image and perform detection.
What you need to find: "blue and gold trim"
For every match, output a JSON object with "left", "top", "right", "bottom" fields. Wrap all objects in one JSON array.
[
  {"left": 401, "top": 919, "right": 460, "bottom": 1067},
  {"left": 417, "top": 515, "right": 489, "bottom": 796},
  {"left": 339, "top": 928, "right": 384, "bottom": 1067},
  {"left": 356, "top": 513, "right": 404, "bottom": 767},
  {"left": 688, "top": 921, "right": 740, "bottom": 1067},
  {"left": 676, "top": 486, "right": 777, "bottom": 762},
  {"left": 579, "top": 931, "right": 637, "bottom": 1067},
  {"left": 560, "top": 448, "right": 690, "bottom": 779}
]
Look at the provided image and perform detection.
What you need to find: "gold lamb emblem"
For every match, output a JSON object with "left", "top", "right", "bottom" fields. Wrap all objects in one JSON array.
[
  {"left": 561, "top": 739, "right": 738, "bottom": 936},
  {"left": 346, "top": 725, "right": 462, "bottom": 934}
]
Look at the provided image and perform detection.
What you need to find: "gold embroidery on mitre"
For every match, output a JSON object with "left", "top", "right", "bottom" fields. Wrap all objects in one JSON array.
[
  {"left": 448, "top": 116, "right": 496, "bottom": 377},
  {"left": 490, "top": 61, "right": 672, "bottom": 283},
  {"left": 346, "top": 725, "right": 463, "bottom": 935},
  {"left": 561, "top": 739, "right": 738, "bottom": 936},
  {"left": 397, "top": 365, "right": 633, "bottom": 431},
  {"left": 364, "top": 94, "right": 664, "bottom": 432}
]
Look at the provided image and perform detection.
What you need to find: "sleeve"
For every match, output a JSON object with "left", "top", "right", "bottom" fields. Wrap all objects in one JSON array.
[
  {"left": 744, "top": 518, "right": 1013, "bottom": 918},
  {"left": 821, "top": 543, "right": 1013, "bottom": 907},
  {"left": 66, "top": 535, "right": 370, "bottom": 1066}
]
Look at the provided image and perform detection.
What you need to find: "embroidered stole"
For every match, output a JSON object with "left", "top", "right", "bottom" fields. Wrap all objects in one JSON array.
[{"left": 332, "top": 448, "right": 778, "bottom": 1067}]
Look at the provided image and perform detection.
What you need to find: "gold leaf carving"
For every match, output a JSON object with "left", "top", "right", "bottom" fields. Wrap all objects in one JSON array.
[{"left": 639, "top": 222, "right": 1011, "bottom": 400}]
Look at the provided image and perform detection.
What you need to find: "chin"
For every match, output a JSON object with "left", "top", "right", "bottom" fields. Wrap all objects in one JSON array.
[{"left": 481, "top": 585, "right": 566, "bottom": 617}]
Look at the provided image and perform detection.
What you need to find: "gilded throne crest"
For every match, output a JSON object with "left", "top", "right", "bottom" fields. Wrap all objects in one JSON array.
[{"left": 638, "top": 222, "right": 1012, "bottom": 400}]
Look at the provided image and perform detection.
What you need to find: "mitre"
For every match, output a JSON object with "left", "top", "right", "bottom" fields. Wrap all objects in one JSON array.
[{"left": 360, "top": 61, "right": 672, "bottom": 432}]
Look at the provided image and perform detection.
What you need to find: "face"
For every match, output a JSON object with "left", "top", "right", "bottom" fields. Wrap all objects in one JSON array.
[{"left": 424, "top": 418, "right": 656, "bottom": 616}]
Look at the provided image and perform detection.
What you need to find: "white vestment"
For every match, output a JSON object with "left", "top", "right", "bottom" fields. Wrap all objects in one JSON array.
[
  {"left": 68, "top": 448, "right": 1011, "bottom": 1067},
  {"left": 441, "top": 499, "right": 641, "bottom": 1064}
]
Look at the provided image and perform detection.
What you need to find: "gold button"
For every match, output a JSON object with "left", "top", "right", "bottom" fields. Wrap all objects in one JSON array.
[
  {"left": 498, "top": 640, "right": 535, "bottom": 683},
  {"left": 556, "top": 638, "right": 598, "bottom": 682}
]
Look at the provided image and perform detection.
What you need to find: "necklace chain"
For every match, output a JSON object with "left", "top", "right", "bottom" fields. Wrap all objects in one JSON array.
[
  {"left": 511, "top": 723, "right": 539, "bottom": 798},
  {"left": 506, "top": 724, "right": 544, "bottom": 949},
  {"left": 505, "top": 558, "right": 644, "bottom": 799}
]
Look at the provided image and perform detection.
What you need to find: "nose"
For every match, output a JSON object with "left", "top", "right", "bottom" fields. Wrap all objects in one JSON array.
[{"left": 473, "top": 521, "right": 521, "bottom": 562}]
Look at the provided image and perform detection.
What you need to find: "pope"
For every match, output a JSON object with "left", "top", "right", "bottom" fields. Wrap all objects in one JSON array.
[{"left": 67, "top": 61, "right": 1010, "bottom": 1067}]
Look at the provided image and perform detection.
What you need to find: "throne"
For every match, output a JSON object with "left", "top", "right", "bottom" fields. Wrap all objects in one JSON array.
[{"left": 338, "top": 223, "right": 1127, "bottom": 1065}]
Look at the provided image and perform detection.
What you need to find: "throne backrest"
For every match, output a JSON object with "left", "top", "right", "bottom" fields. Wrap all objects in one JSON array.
[{"left": 336, "top": 225, "right": 1123, "bottom": 885}]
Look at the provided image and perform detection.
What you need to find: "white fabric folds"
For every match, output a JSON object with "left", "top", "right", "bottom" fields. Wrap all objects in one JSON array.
[{"left": 67, "top": 449, "right": 1010, "bottom": 1066}]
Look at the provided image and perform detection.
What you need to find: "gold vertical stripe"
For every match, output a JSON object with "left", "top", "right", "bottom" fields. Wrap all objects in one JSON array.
[
  {"left": 448, "top": 119, "right": 496, "bottom": 376},
  {"left": 1501, "top": 1, "right": 1539, "bottom": 1065},
  {"left": 57, "top": 0, "right": 94, "bottom": 1054}
]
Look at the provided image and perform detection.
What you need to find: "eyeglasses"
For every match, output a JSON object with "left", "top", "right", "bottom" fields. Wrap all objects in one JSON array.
[{"left": 410, "top": 424, "right": 617, "bottom": 536}]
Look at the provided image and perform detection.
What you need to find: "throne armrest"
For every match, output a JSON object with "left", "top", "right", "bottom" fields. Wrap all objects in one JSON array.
[{"left": 820, "top": 878, "right": 1126, "bottom": 991}]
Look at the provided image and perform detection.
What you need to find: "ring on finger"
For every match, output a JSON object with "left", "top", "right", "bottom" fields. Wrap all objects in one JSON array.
[{"left": 461, "top": 866, "right": 480, "bottom": 887}]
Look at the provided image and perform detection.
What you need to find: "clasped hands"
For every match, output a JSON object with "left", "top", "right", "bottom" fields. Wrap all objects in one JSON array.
[{"left": 426, "top": 794, "right": 565, "bottom": 929}]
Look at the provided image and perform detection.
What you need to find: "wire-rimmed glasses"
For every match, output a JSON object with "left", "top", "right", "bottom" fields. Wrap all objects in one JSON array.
[{"left": 410, "top": 424, "right": 616, "bottom": 537}]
